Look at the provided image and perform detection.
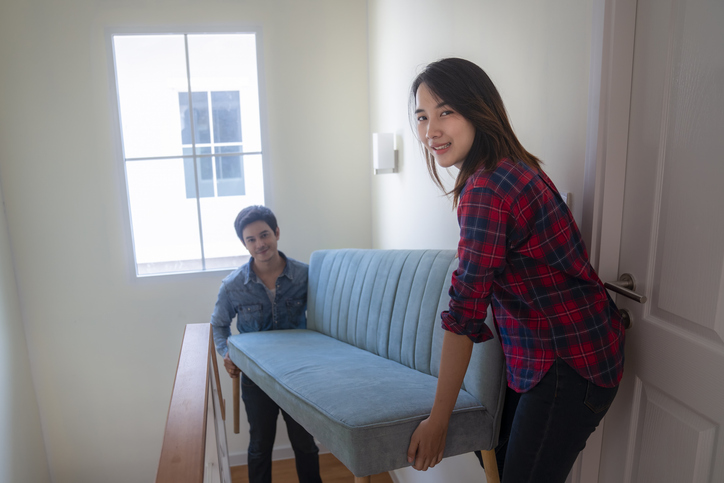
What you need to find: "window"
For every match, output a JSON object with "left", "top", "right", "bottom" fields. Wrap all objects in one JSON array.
[
  {"left": 111, "top": 32, "right": 265, "bottom": 276},
  {"left": 179, "top": 91, "right": 245, "bottom": 199}
]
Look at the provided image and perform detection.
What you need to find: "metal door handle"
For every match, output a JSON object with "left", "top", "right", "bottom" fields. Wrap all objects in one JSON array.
[{"left": 604, "top": 273, "right": 647, "bottom": 303}]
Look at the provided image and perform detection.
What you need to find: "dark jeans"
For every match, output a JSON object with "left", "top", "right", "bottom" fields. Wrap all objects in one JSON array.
[
  {"left": 475, "top": 358, "right": 619, "bottom": 483},
  {"left": 241, "top": 374, "right": 322, "bottom": 483}
]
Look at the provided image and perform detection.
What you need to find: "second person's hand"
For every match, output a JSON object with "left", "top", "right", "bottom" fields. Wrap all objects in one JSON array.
[{"left": 223, "top": 353, "right": 241, "bottom": 378}]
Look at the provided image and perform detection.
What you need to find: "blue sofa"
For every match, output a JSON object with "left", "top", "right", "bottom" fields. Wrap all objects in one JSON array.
[{"left": 227, "top": 249, "right": 506, "bottom": 481}]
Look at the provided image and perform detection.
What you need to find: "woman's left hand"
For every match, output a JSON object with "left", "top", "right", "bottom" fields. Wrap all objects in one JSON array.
[{"left": 407, "top": 415, "right": 448, "bottom": 471}]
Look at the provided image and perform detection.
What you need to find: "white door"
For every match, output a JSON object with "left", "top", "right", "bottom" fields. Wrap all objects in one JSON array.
[{"left": 597, "top": 0, "right": 724, "bottom": 481}]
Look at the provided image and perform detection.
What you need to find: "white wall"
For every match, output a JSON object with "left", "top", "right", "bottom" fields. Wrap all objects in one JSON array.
[
  {"left": 0, "top": 1, "right": 370, "bottom": 482},
  {"left": 0, "top": 184, "right": 51, "bottom": 483},
  {"left": 368, "top": 0, "right": 593, "bottom": 251},
  {"left": 367, "top": 0, "right": 594, "bottom": 480}
]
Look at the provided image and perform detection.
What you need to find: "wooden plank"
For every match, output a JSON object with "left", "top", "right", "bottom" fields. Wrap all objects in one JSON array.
[
  {"left": 210, "top": 333, "right": 226, "bottom": 420},
  {"left": 156, "top": 324, "right": 211, "bottom": 483}
]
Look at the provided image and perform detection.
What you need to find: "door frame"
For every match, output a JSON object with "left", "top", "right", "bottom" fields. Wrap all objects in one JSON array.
[{"left": 577, "top": 0, "right": 637, "bottom": 481}]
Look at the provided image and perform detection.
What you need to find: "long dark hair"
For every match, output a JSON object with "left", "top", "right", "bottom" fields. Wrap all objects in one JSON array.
[{"left": 410, "top": 58, "right": 541, "bottom": 207}]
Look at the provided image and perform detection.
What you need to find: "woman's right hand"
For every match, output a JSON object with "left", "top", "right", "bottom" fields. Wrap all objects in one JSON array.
[
  {"left": 407, "top": 415, "right": 449, "bottom": 471},
  {"left": 406, "top": 331, "right": 474, "bottom": 471}
]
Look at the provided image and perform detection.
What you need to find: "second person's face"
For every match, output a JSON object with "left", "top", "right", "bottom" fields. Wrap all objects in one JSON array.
[
  {"left": 242, "top": 220, "right": 280, "bottom": 263},
  {"left": 415, "top": 83, "right": 476, "bottom": 169}
]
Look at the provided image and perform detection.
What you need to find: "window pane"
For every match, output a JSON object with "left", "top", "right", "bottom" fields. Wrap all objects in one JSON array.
[
  {"left": 217, "top": 155, "right": 242, "bottom": 179},
  {"left": 211, "top": 91, "right": 242, "bottom": 143},
  {"left": 179, "top": 92, "right": 211, "bottom": 144},
  {"left": 114, "top": 35, "right": 189, "bottom": 159},
  {"left": 240, "top": 154, "right": 265, "bottom": 201},
  {"left": 126, "top": 158, "right": 203, "bottom": 274},
  {"left": 200, "top": 157, "right": 213, "bottom": 180},
  {"left": 199, "top": 153, "right": 265, "bottom": 267},
  {"left": 215, "top": 145, "right": 245, "bottom": 197},
  {"left": 182, "top": 147, "right": 213, "bottom": 198},
  {"left": 187, "top": 34, "right": 262, "bottom": 153}
]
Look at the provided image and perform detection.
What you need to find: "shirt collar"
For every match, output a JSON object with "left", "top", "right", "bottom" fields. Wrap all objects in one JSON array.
[{"left": 242, "top": 251, "right": 292, "bottom": 285}]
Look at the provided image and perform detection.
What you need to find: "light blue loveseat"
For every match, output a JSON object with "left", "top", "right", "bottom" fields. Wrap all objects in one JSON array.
[{"left": 227, "top": 249, "right": 506, "bottom": 481}]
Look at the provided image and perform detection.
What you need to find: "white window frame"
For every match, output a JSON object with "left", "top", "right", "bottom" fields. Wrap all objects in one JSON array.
[{"left": 106, "top": 26, "right": 273, "bottom": 279}]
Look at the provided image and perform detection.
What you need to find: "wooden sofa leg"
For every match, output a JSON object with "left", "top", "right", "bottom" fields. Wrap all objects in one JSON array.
[
  {"left": 480, "top": 449, "right": 500, "bottom": 483},
  {"left": 353, "top": 477, "right": 371, "bottom": 483},
  {"left": 233, "top": 375, "right": 240, "bottom": 434}
]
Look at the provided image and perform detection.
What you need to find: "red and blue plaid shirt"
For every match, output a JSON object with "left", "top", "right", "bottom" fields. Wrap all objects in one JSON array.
[{"left": 442, "top": 159, "right": 625, "bottom": 392}]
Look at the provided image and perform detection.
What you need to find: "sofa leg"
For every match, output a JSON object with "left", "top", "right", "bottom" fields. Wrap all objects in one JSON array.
[
  {"left": 480, "top": 449, "right": 499, "bottom": 483},
  {"left": 354, "top": 477, "right": 371, "bottom": 483},
  {"left": 233, "top": 375, "right": 240, "bottom": 434}
]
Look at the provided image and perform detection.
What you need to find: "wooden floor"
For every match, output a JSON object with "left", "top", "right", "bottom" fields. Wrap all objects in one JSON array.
[{"left": 231, "top": 453, "right": 394, "bottom": 483}]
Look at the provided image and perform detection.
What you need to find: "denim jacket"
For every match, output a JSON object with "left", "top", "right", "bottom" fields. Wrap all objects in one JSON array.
[{"left": 210, "top": 252, "right": 308, "bottom": 357}]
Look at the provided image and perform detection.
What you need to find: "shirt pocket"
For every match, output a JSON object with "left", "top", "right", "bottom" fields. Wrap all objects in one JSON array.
[
  {"left": 285, "top": 298, "right": 306, "bottom": 326},
  {"left": 238, "top": 304, "right": 264, "bottom": 332}
]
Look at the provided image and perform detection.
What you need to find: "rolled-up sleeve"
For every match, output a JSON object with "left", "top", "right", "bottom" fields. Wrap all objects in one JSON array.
[
  {"left": 442, "top": 186, "right": 508, "bottom": 343},
  {"left": 210, "top": 284, "right": 235, "bottom": 357}
]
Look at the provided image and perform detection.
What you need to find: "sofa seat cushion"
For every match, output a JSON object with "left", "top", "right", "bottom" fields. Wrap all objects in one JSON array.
[{"left": 228, "top": 329, "right": 494, "bottom": 477}]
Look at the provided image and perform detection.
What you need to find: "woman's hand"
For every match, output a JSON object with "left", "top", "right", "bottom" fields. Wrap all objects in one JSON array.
[
  {"left": 406, "top": 331, "right": 474, "bottom": 471},
  {"left": 407, "top": 416, "right": 449, "bottom": 471}
]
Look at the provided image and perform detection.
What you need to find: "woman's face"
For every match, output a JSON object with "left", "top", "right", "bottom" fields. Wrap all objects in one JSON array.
[{"left": 415, "top": 83, "right": 476, "bottom": 169}]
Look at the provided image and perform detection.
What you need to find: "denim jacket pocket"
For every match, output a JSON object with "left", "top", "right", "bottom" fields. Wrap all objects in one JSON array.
[
  {"left": 285, "top": 298, "right": 305, "bottom": 324},
  {"left": 584, "top": 381, "right": 619, "bottom": 414},
  {"left": 238, "top": 304, "right": 264, "bottom": 331}
]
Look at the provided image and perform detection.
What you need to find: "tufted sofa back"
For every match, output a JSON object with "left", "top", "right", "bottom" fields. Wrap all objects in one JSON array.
[{"left": 307, "top": 249, "right": 506, "bottom": 416}]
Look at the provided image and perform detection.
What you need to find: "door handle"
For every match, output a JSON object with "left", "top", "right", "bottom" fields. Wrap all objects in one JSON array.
[{"left": 604, "top": 273, "right": 647, "bottom": 303}]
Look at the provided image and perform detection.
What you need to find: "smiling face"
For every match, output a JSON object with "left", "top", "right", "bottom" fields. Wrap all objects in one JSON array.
[
  {"left": 241, "top": 220, "right": 280, "bottom": 263},
  {"left": 415, "top": 83, "right": 476, "bottom": 169}
]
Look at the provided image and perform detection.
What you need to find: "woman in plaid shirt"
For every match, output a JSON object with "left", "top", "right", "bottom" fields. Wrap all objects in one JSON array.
[{"left": 406, "top": 58, "right": 625, "bottom": 482}]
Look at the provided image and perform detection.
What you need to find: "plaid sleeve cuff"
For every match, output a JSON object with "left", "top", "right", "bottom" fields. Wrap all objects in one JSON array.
[{"left": 441, "top": 310, "right": 494, "bottom": 343}]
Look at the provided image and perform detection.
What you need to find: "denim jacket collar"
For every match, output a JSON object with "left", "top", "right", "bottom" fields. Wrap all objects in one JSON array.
[{"left": 242, "top": 251, "right": 294, "bottom": 285}]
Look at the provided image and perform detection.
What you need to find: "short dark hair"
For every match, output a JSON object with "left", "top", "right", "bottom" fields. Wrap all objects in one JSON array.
[
  {"left": 234, "top": 205, "right": 278, "bottom": 243},
  {"left": 410, "top": 58, "right": 541, "bottom": 207}
]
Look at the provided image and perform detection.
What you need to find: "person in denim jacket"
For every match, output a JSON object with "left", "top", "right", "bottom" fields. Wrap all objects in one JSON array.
[{"left": 211, "top": 205, "right": 322, "bottom": 483}]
